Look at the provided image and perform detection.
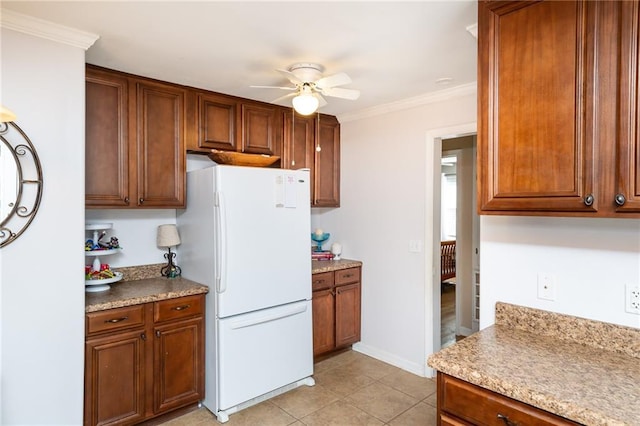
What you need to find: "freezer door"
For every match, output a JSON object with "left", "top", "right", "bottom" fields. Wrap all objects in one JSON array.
[
  {"left": 217, "top": 300, "right": 313, "bottom": 410},
  {"left": 214, "top": 166, "right": 311, "bottom": 317}
]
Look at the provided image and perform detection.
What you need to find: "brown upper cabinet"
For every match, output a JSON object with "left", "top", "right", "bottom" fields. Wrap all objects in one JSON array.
[
  {"left": 477, "top": 0, "right": 640, "bottom": 218},
  {"left": 283, "top": 112, "right": 340, "bottom": 207},
  {"left": 187, "top": 92, "right": 283, "bottom": 158},
  {"left": 86, "top": 65, "right": 340, "bottom": 208},
  {"left": 86, "top": 65, "right": 186, "bottom": 208}
]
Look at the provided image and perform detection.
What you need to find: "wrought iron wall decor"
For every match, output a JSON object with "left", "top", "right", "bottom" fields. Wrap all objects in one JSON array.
[{"left": 0, "top": 121, "right": 43, "bottom": 248}]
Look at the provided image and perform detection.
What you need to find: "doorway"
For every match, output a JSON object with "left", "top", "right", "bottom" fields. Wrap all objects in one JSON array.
[
  {"left": 424, "top": 122, "right": 478, "bottom": 369},
  {"left": 440, "top": 137, "right": 478, "bottom": 348}
]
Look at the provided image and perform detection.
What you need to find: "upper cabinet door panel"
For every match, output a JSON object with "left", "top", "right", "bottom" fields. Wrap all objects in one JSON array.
[
  {"left": 314, "top": 115, "right": 340, "bottom": 207},
  {"left": 240, "top": 102, "right": 277, "bottom": 155},
  {"left": 85, "top": 69, "right": 130, "bottom": 207},
  {"left": 196, "top": 92, "right": 238, "bottom": 152},
  {"left": 478, "top": 1, "right": 597, "bottom": 212},
  {"left": 135, "top": 81, "right": 186, "bottom": 207},
  {"left": 618, "top": 1, "right": 640, "bottom": 213}
]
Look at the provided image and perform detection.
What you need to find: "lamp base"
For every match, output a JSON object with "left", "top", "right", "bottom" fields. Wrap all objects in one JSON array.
[{"left": 161, "top": 248, "right": 182, "bottom": 278}]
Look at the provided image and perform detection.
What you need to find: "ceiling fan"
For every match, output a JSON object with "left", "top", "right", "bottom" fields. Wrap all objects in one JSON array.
[{"left": 251, "top": 63, "right": 360, "bottom": 115}]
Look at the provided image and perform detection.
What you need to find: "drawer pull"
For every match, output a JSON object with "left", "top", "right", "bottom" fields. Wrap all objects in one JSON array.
[
  {"left": 497, "top": 414, "right": 518, "bottom": 426},
  {"left": 343, "top": 274, "right": 353, "bottom": 278},
  {"left": 172, "top": 304, "right": 191, "bottom": 311},
  {"left": 105, "top": 316, "right": 128, "bottom": 323}
]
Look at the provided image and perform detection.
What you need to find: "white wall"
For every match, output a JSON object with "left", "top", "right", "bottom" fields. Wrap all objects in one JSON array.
[
  {"left": 480, "top": 216, "right": 640, "bottom": 329},
  {"left": 314, "top": 91, "right": 477, "bottom": 375},
  {"left": 1, "top": 28, "right": 89, "bottom": 424}
]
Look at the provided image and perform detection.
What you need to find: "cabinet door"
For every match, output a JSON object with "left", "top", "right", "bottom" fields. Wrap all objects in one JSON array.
[
  {"left": 134, "top": 80, "right": 186, "bottom": 207},
  {"left": 478, "top": 1, "right": 597, "bottom": 213},
  {"left": 240, "top": 102, "right": 280, "bottom": 156},
  {"left": 153, "top": 317, "right": 204, "bottom": 414},
  {"left": 85, "top": 330, "right": 146, "bottom": 426},
  {"left": 312, "top": 288, "right": 336, "bottom": 357},
  {"left": 190, "top": 91, "right": 238, "bottom": 152},
  {"left": 314, "top": 115, "right": 340, "bottom": 207},
  {"left": 618, "top": 1, "right": 640, "bottom": 213},
  {"left": 283, "top": 111, "right": 315, "bottom": 169},
  {"left": 85, "top": 67, "right": 130, "bottom": 207},
  {"left": 335, "top": 282, "right": 361, "bottom": 348}
]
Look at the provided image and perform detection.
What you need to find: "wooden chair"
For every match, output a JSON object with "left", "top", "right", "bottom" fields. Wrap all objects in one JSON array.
[{"left": 441, "top": 240, "right": 456, "bottom": 283}]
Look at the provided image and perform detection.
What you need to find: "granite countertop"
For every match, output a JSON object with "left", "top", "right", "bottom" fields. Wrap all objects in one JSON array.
[
  {"left": 312, "top": 258, "right": 362, "bottom": 274},
  {"left": 86, "top": 276, "right": 209, "bottom": 313},
  {"left": 428, "top": 302, "right": 640, "bottom": 425}
]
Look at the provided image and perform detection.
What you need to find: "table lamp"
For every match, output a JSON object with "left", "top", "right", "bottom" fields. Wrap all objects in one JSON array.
[{"left": 157, "top": 224, "right": 182, "bottom": 278}]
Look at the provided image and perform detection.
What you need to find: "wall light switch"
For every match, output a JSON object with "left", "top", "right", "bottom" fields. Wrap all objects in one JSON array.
[{"left": 409, "top": 240, "right": 423, "bottom": 253}]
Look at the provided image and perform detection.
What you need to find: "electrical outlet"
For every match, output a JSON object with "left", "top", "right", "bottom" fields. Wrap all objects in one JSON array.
[
  {"left": 625, "top": 284, "right": 640, "bottom": 315},
  {"left": 537, "top": 273, "right": 556, "bottom": 301}
]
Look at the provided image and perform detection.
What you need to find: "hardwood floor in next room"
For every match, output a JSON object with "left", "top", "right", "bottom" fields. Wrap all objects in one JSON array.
[
  {"left": 441, "top": 281, "right": 457, "bottom": 349},
  {"left": 159, "top": 350, "right": 438, "bottom": 425}
]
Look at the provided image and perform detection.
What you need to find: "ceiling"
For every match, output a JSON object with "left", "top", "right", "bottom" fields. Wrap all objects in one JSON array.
[{"left": 2, "top": 1, "right": 478, "bottom": 118}]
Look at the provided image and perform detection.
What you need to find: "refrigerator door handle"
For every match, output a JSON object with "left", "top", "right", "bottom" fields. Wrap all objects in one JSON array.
[
  {"left": 215, "top": 191, "right": 227, "bottom": 293},
  {"left": 229, "top": 303, "right": 308, "bottom": 330}
]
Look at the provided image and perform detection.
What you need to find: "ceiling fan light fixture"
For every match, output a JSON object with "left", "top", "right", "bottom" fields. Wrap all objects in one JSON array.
[{"left": 292, "top": 92, "right": 319, "bottom": 115}]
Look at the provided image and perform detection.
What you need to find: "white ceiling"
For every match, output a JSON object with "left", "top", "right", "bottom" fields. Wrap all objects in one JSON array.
[{"left": 2, "top": 1, "right": 478, "bottom": 118}]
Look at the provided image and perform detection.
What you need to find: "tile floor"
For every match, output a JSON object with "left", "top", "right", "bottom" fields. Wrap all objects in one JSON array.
[{"left": 161, "top": 350, "right": 438, "bottom": 425}]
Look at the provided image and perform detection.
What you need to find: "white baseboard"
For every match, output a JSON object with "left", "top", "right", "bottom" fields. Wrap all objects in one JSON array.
[{"left": 351, "top": 342, "right": 429, "bottom": 377}]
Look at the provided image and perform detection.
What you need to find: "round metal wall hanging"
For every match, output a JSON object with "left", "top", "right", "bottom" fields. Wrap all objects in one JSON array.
[{"left": 0, "top": 121, "right": 43, "bottom": 248}]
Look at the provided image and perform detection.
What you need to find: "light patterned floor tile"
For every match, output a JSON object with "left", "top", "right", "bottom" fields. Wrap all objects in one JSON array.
[
  {"left": 270, "top": 383, "right": 341, "bottom": 418},
  {"left": 344, "top": 382, "right": 419, "bottom": 423},
  {"left": 388, "top": 402, "right": 438, "bottom": 426},
  {"left": 159, "top": 350, "right": 438, "bottom": 426},
  {"left": 300, "top": 399, "right": 384, "bottom": 426},
  {"left": 378, "top": 369, "right": 437, "bottom": 400}
]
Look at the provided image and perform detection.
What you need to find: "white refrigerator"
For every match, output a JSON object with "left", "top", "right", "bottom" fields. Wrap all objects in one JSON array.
[{"left": 177, "top": 165, "right": 314, "bottom": 423}]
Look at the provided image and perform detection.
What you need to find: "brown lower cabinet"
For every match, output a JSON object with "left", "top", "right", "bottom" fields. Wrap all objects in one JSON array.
[
  {"left": 84, "top": 294, "right": 205, "bottom": 426},
  {"left": 437, "top": 373, "right": 581, "bottom": 426},
  {"left": 312, "top": 267, "right": 361, "bottom": 358}
]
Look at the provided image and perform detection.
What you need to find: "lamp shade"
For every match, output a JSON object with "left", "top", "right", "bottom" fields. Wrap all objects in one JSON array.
[
  {"left": 292, "top": 93, "right": 319, "bottom": 115},
  {"left": 157, "top": 224, "right": 181, "bottom": 248},
  {"left": 0, "top": 106, "right": 17, "bottom": 123}
]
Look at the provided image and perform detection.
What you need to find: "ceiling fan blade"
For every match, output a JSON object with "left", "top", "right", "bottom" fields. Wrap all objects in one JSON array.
[
  {"left": 315, "top": 72, "right": 351, "bottom": 89},
  {"left": 271, "top": 92, "right": 297, "bottom": 103},
  {"left": 313, "top": 93, "right": 328, "bottom": 107},
  {"left": 320, "top": 87, "right": 361, "bottom": 100},
  {"left": 276, "top": 68, "right": 303, "bottom": 85},
  {"left": 250, "top": 85, "right": 296, "bottom": 91}
]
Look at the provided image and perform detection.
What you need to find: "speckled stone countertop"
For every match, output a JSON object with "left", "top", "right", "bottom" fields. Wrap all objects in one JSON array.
[
  {"left": 86, "top": 265, "right": 209, "bottom": 313},
  {"left": 428, "top": 302, "right": 640, "bottom": 425},
  {"left": 312, "top": 258, "right": 362, "bottom": 274}
]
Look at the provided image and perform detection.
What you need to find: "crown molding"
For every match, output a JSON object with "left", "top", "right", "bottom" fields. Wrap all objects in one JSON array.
[
  {"left": 0, "top": 9, "right": 99, "bottom": 50},
  {"left": 338, "top": 82, "right": 477, "bottom": 123}
]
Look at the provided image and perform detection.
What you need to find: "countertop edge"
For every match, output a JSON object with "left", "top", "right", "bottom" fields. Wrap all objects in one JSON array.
[{"left": 312, "top": 258, "right": 362, "bottom": 274}]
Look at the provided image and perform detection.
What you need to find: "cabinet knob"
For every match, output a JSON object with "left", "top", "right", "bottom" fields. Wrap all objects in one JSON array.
[
  {"left": 615, "top": 193, "right": 626, "bottom": 206},
  {"left": 156, "top": 330, "right": 161, "bottom": 338},
  {"left": 139, "top": 198, "right": 144, "bottom": 204},
  {"left": 124, "top": 197, "right": 130, "bottom": 204},
  {"left": 583, "top": 194, "right": 594, "bottom": 206},
  {"left": 141, "top": 333, "right": 146, "bottom": 341}
]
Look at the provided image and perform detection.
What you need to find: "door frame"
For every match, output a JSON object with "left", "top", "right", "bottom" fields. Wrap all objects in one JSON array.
[{"left": 424, "top": 122, "right": 476, "bottom": 377}]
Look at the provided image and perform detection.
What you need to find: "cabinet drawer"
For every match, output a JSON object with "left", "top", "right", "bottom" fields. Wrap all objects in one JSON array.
[
  {"left": 335, "top": 267, "right": 360, "bottom": 286},
  {"left": 312, "top": 271, "right": 334, "bottom": 291},
  {"left": 441, "top": 374, "right": 578, "bottom": 426},
  {"left": 86, "top": 305, "right": 145, "bottom": 336},
  {"left": 154, "top": 295, "right": 204, "bottom": 323}
]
